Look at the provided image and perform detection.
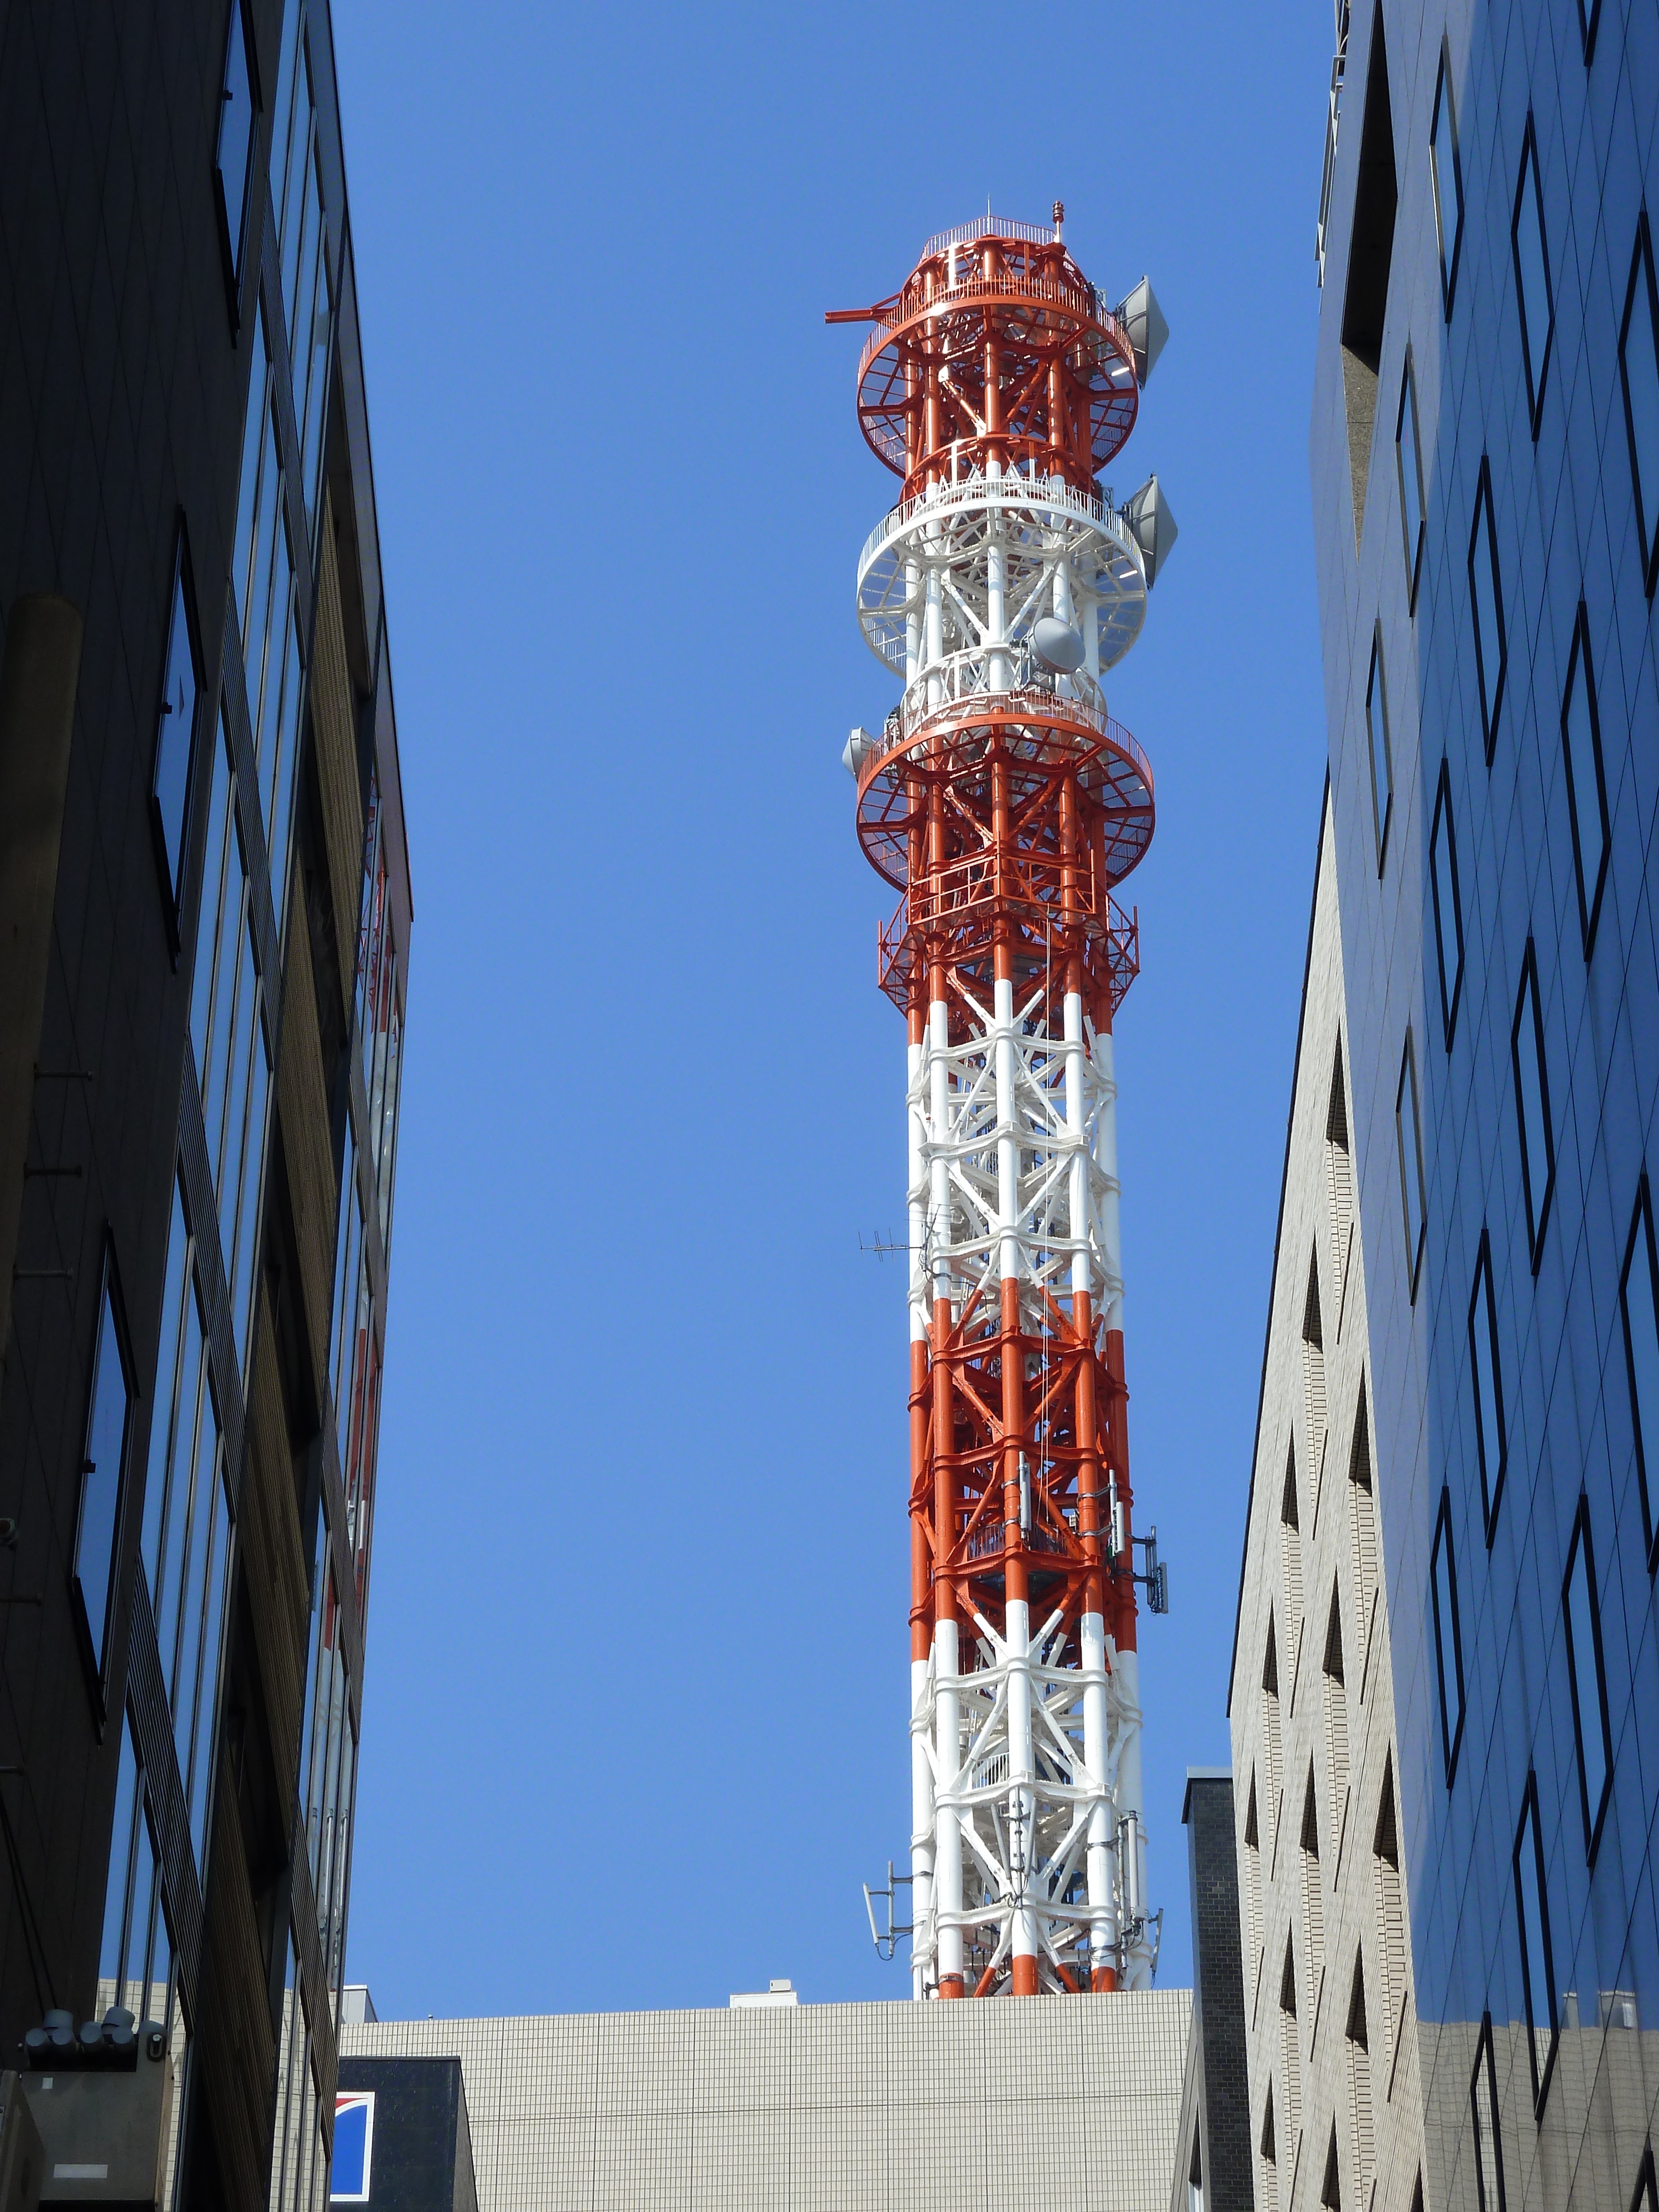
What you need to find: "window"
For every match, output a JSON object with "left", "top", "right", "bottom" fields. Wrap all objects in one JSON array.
[
  {"left": 1348, "top": 1385, "right": 1379, "bottom": 1631},
  {"left": 1396, "top": 348, "right": 1426, "bottom": 606},
  {"left": 1562, "top": 1498, "right": 1613, "bottom": 1861},
  {"left": 1338, "top": 6, "right": 1397, "bottom": 542},
  {"left": 1430, "top": 1486, "right": 1464, "bottom": 1783},
  {"left": 1620, "top": 1175, "right": 1659, "bottom": 1571},
  {"left": 152, "top": 525, "right": 202, "bottom": 929},
  {"left": 1302, "top": 1258, "right": 1327, "bottom": 1476},
  {"left": 1430, "top": 39, "right": 1464, "bottom": 317},
  {"left": 1344, "top": 1955, "right": 1375, "bottom": 2200},
  {"left": 1395, "top": 1030, "right": 1427, "bottom": 1297},
  {"left": 1561, "top": 602, "right": 1610, "bottom": 954},
  {"left": 1469, "top": 457, "right": 1506, "bottom": 760},
  {"left": 1511, "top": 941, "right": 1555, "bottom": 1267},
  {"left": 1469, "top": 1228, "right": 1506, "bottom": 1543},
  {"left": 191, "top": 709, "right": 272, "bottom": 1368},
  {"left": 213, "top": 0, "right": 258, "bottom": 291},
  {"left": 1471, "top": 2014, "right": 1506, "bottom": 2211},
  {"left": 1327, "top": 1042, "right": 1353, "bottom": 1307},
  {"left": 142, "top": 1183, "right": 234, "bottom": 1865},
  {"left": 1323, "top": 1588, "right": 1349, "bottom": 1820},
  {"left": 1513, "top": 1772, "right": 1559, "bottom": 2109},
  {"left": 1620, "top": 212, "right": 1659, "bottom": 598},
  {"left": 98, "top": 1714, "right": 178, "bottom": 2031},
  {"left": 1366, "top": 626, "right": 1392, "bottom": 870},
  {"left": 1300, "top": 1766, "right": 1324, "bottom": 2010},
  {"left": 1430, "top": 759, "right": 1464, "bottom": 1044},
  {"left": 1512, "top": 115, "right": 1554, "bottom": 434},
  {"left": 74, "top": 1248, "right": 133, "bottom": 1686},
  {"left": 1373, "top": 1763, "right": 1406, "bottom": 2075}
]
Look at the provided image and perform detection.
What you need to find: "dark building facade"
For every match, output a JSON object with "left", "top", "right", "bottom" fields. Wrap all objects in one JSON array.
[
  {"left": 1311, "top": 0, "right": 1659, "bottom": 2206},
  {"left": 0, "top": 6, "right": 408, "bottom": 2209},
  {"left": 333, "top": 2057, "right": 478, "bottom": 2212},
  {"left": 1169, "top": 1771, "right": 1254, "bottom": 2212}
]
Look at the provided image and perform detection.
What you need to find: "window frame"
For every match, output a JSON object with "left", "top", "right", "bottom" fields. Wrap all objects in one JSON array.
[
  {"left": 1395, "top": 1029, "right": 1427, "bottom": 1300},
  {"left": 150, "top": 519, "right": 204, "bottom": 953},
  {"left": 1468, "top": 1228, "right": 1506, "bottom": 1545},
  {"left": 1620, "top": 1173, "right": 1659, "bottom": 1574},
  {"left": 1511, "top": 112, "right": 1556, "bottom": 437},
  {"left": 212, "top": 0, "right": 260, "bottom": 302},
  {"left": 1469, "top": 456, "right": 1507, "bottom": 763},
  {"left": 1470, "top": 2013, "right": 1506, "bottom": 2212},
  {"left": 1366, "top": 625, "right": 1394, "bottom": 873},
  {"left": 1510, "top": 940, "right": 1556, "bottom": 1270},
  {"left": 1396, "top": 346, "right": 1427, "bottom": 609},
  {"left": 1430, "top": 1485, "right": 1465, "bottom": 1785},
  {"left": 1512, "top": 1771, "right": 1559, "bottom": 2113},
  {"left": 1430, "top": 40, "right": 1464, "bottom": 321},
  {"left": 1429, "top": 758, "right": 1464, "bottom": 1046},
  {"left": 1561, "top": 601, "right": 1610, "bottom": 958},
  {"left": 1562, "top": 1495, "right": 1614, "bottom": 1865},
  {"left": 1619, "top": 209, "right": 1659, "bottom": 601},
  {"left": 72, "top": 1238, "right": 136, "bottom": 1707}
]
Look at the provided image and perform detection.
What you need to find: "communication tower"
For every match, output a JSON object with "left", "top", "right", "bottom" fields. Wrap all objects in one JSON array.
[{"left": 831, "top": 208, "right": 1175, "bottom": 1998}]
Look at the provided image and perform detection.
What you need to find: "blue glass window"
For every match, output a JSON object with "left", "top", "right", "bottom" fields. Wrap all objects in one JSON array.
[
  {"left": 74, "top": 1250, "right": 133, "bottom": 1685},
  {"left": 1366, "top": 628, "right": 1392, "bottom": 872},
  {"left": 1562, "top": 1498, "right": 1613, "bottom": 1863},
  {"left": 1396, "top": 349, "right": 1425, "bottom": 608},
  {"left": 152, "top": 529, "right": 202, "bottom": 926},
  {"left": 1620, "top": 212, "right": 1659, "bottom": 600},
  {"left": 1469, "top": 458, "right": 1506, "bottom": 761},
  {"left": 1430, "top": 760, "right": 1463, "bottom": 1045},
  {"left": 1561, "top": 602, "right": 1609, "bottom": 956},
  {"left": 1513, "top": 1773, "right": 1558, "bottom": 2110},
  {"left": 1468, "top": 1229, "right": 1505, "bottom": 1543},
  {"left": 1511, "top": 115, "right": 1554, "bottom": 435},
  {"left": 1430, "top": 1487, "right": 1464, "bottom": 1784},
  {"left": 214, "top": 1, "right": 258, "bottom": 290},
  {"left": 1511, "top": 942, "right": 1554, "bottom": 1268},
  {"left": 1395, "top": 1030, "right": 1426, "bottom": 1297},
  {"left": 1620, "top": 1175, "right": 1659, "bottom": 1572},
  {"left": 1430, "top": 41, "right": 1463, "bottom": 319}
]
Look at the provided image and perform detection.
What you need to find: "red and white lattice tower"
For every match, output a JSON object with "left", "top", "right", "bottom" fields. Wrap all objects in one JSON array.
[{"left": 831, "top": 208, "right": 1175, "bottom": 1999}]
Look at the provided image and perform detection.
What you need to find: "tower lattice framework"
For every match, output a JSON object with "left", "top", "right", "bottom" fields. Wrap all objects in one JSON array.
[{"left": 831, "top": 210, "right": 1172, "bottom": 1999}]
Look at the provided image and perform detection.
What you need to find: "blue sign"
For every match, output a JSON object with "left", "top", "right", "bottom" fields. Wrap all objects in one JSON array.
[{"left": 331, "top": 2091, "right": 376, "bottom": 2203}]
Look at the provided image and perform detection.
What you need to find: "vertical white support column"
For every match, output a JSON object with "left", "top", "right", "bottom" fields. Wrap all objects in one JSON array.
[
  {"left": 993, "top": 969, "right": 1036, "bottom": 1983},
  {"left": 1084, "top": 596, "right": 1100, "bottom": 687},
  {"left": 1067, "top": 988, "right": 1114, "bottom": 1974},
  {"left": 905, "top": 557, "right": 922, "bottom": 691},
  {"left": 907, "top": 1029, "right": 933, "bottom": 2000},
  {"left": 1094, "top": 1026, "right": 1123, "bottom": 1335},
  {"left": 1093, "top": 1021, "right": 1147, "bottom": 1981},
  {"left": 927, "top": 989, "right": 962, "bottom": 1995},
  {"left": 925, "top": 524, "right": 945, "bottom": 713},
  {"left": 986, "top": 460, "right": 1008, "bottom": 694},
  {"left": 933, "top": 1617, "right": 963, "bottom": 1994}
]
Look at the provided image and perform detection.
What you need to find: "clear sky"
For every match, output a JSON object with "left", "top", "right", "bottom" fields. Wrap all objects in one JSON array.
[{"left": 333, "top": 0, "right": 1335, "bottom": 2018}]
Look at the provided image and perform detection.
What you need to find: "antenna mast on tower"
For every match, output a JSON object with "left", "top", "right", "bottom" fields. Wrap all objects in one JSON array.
[{"left": 830, "top": 208, "right": 1175, "bottom": 1999}]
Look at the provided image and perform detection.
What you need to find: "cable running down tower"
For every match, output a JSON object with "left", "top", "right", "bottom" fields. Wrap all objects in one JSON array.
[{"left": 831, "top": 208, "right": 1175, "bottom": 1999}]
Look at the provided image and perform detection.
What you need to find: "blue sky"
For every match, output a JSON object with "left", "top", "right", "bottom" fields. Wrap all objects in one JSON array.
[{"left": 335, "top": 0, "right": 1334, "bottom": 2017}]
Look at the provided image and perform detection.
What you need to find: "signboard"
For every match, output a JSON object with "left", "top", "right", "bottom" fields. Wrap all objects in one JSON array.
[{"left": 331, "top": 2090, "right": 376, "bottom": 2203}]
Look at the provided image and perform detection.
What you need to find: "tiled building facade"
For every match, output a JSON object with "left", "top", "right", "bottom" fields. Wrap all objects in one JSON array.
[
  {"left": 1230, "top": 802, "right": 1425, "bottom": 2212},
  {"left": 0, "top": 6, "right": 408, "bottom": 2208},
  {"left": 1310, "top": 0, "right": 1659, "bottom": 2205},
  {"left": 341, "top": 1995, "right": 1193, "bottom": 2212}
]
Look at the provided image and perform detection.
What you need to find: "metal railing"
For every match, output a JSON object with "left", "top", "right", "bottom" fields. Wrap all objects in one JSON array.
[{"left": 857, "top": 469, "right": 1129, "bottom": 577}]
